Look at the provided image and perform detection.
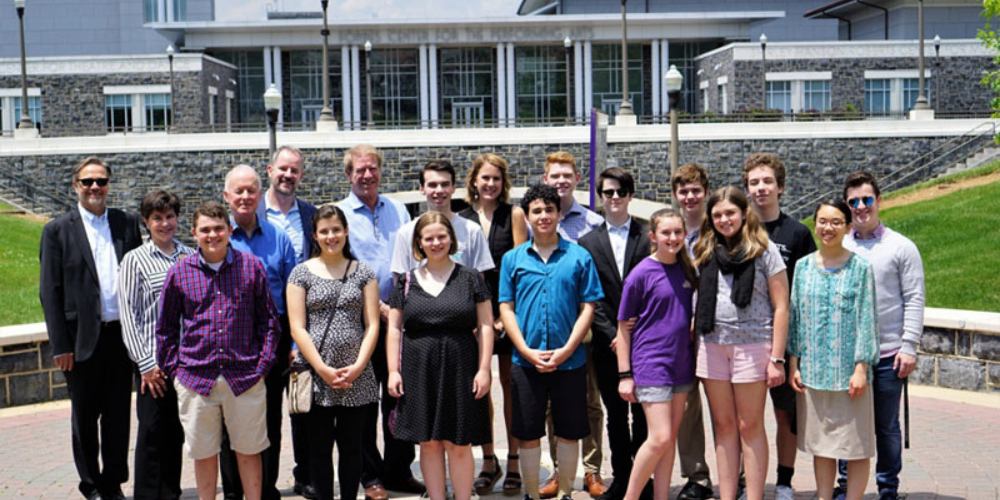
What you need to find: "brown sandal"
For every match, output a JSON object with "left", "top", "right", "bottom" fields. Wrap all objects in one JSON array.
[
  {"left": 475, "top": 454, "right": 503, "bottom": 495},
  {"left": 502, "top": 454, "right": 521, "bottom": 496}
]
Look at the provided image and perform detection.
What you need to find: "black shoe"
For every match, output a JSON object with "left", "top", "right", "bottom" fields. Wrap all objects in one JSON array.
[
  {"left": 878, "top": 488, "right": 899, "bottom": 500},
  {"left": 85, "top": 493, "right": 102, "bottom": 500},
  {"left": 639, "top": 481, "right": 655, "bottom": 500},
  {"left": 102, "top": 490, "right": 126, "bottom": 500},
  {"left": 832, "top": 485, "right": 846, "bottom": 500},
  {"left": 676, "top": 482, "right": 713, "bottom": 500},
  {"left": 385, "top": 476, "right": 427, "bottom": 494},
  {"left": 597, "top": 480, "right": 625, "bottom": 500},
  {"left": 294, "top": 481, "right": 318, "bottom": 500}
]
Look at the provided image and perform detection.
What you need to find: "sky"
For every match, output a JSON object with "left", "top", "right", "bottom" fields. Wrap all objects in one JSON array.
[{"left": 215, "top": 0, "right": 523, "bottom": 21}]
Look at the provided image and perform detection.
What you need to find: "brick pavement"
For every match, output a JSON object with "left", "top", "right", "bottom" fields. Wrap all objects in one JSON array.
[{"left": 1, "top": 380, "right": 997, "bottom": 500}]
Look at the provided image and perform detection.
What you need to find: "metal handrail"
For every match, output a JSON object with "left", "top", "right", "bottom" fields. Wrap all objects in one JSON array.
[
  {"left": 0, "top": 161, "right": 75, "bottom": 216},
  {"left": 783, "top": 120, "right": 997, "bottom": 218}
]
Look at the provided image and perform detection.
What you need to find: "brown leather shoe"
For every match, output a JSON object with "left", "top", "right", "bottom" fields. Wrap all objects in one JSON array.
[
  {"left": 539, "top": 473, "right": 559, "bottom": 499},
  {"left": 365, "top": 484, "right": 388, "bottom": 500},
  {"left": 585, "top": 472, "right": 608, "bottom": 497}
]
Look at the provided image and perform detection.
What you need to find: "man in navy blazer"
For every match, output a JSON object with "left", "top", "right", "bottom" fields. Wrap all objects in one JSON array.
[
  {"left": 255, "top": 145, "right": 318, "bottom": 498},
  {"left": 578, "top": 168, "right": 652, "bottom": 500},
  {"left": 39, "top": 157, "right": 143, "bottom": 500}
]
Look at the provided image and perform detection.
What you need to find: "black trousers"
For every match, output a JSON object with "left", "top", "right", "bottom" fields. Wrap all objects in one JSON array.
[
  {"left": 360, "top": 324, "right": 416, "bottom": 487},
  {"left": 132, "top": 368, "right": 184, "bottom": 500},
  {"left": 309, "top": 405, "right": 368, "bottom": 500},
  {"left": 63, "top": 322, "right": 133, "bottom": 499},
  {"left": 592, "top": 339, "right": 648, "bottom": 485},
  {"left": 220, "top": 315, "right": 292, "bottom": 500}
]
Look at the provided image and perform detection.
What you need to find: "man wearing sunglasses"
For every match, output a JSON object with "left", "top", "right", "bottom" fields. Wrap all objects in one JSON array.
[
  {"left": 579, "top": 168, "right": 653, "bottom": 500},
  {"left": 837, "top": 171, "right": 925, "bottom": 500},
  {"left": 40, "top": 157, "right": 143, "bottom": 500}
]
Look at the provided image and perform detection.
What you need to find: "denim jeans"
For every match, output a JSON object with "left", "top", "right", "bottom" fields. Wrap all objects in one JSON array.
[{"left": 838, "top": 355, "right": 904, "bottom": 493}]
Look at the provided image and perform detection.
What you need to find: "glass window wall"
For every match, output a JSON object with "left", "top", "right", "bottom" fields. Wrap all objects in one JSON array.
[
  {"left": 439, "top": 47, "right": 495, "bottom": 127},
  {"left": 212, "top": 50, "right": 266, "bottom": 124},
  {"left": 591, "top": 43, "right": 644, "bottom": 117},
  {"left": 514, "top": 45, "right": 568, "bottom": 123},
  {"left": 368, "top": 48, "right": 420, "bottom": 127},
  {"left": 288, "top": 50, "right": 343, "bottom": 125}
]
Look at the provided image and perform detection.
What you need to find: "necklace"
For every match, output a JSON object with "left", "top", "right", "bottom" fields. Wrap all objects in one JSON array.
[{"left": 422, "top": 261, "right": 455, "bottom": 282}]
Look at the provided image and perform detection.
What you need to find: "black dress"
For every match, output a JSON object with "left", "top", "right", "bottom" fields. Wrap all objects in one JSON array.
[
  {"left": 458, "top": 203, "right": 517, "bottom": 354},
  {"left": 388, "top": 264, "right": 492, "bottom": 445}
]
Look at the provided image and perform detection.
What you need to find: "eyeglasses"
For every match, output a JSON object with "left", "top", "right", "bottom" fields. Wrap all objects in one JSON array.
[
  {"left": 77, "top": 177, "right": 110, "bottom": 187},
  {"left": 847, "top": 196, "right": 875, "bottom": 209},
  {"left": 816, "top": 218, "right": 846, "bottom": 228},
  {"left": 601, "top": 188, "right": 629, "bottom": 198}
]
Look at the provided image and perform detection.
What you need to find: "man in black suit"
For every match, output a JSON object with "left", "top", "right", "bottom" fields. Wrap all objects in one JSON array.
[
  {"left": 39, "top": 156, "right": 143, "bottom": 500},
  {"left": 578, "top": 167, "right": 651, "bottom": 500}
]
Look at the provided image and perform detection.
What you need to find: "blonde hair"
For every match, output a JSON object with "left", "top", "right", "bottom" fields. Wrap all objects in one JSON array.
[
  {"left": 693, "top": 186, "right": 769, "bottom": 268},
  {"left": 544, "top": 151, "right": 578, "bottom": 174},
  {"left": 648, "top": 207, "right": 698, "bottom": 288},
  {"left": 466, "top": 153, "right": 512, "bottom": 204},
  {"left": 343, "top": 144, "right": 382, "bottom": 173}
]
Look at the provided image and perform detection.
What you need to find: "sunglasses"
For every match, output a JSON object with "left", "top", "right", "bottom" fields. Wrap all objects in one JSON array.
[
  {"left": 601, "top": 188, "right": 629, "bottom": 198},
  {"left": 77, "top": 177, "right": 110, "bottom": 187},
  {"left": 847, "top": 196, "right": 875, "bottom": 209}
]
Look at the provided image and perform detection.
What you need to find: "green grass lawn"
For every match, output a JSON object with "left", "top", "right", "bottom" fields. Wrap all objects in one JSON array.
[
  {"left": 879, "top": 181, "right": 1000, "bottom": 311},
  {"left": 0, "top": 212, "right": 44, "bottom": 326}
]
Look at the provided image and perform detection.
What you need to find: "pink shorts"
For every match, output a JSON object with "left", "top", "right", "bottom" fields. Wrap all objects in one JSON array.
[{"left": 696, "top": 341, "right": 771, "bottom": 383}]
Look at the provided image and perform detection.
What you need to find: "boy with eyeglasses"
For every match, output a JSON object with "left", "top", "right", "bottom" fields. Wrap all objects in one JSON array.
[{"left": 836, "top": 171, "right": 925, "bottom": 500}]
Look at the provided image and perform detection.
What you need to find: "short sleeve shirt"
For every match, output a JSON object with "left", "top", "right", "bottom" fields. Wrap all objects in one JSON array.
[
  {"left": 498, "top": 238, "right": 604, "bottom": 371},
  {"left": 337, "top": 192, "right": 411, "bottom": 302},
  {"left": 390, "top": 214, "right": 495, "bottom": 275},
  {"left": 764, "top": 212, "right": 816, "bottom": 286},
  {"left": 618, "top": 257, "right": 696, "bottom": 386},
  {"left": 702, "top": 240, "right": 786, "bottom": 345}
]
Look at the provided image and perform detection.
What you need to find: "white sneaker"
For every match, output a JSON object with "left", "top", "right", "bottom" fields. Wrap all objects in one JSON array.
[{"left": 775, "top": 485, "right": 795, "bottom": 500}]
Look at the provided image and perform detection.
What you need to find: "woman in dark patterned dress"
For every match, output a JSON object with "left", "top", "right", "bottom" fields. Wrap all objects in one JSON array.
[
  {"left": 387, "top": 212, "right": 495, "bottom": 500},
  {"left": 288, "top": 204, "right": 381, "bottom": 500},
  {"left": 458, "top": 153, "right": 529, "bottom": 495}
]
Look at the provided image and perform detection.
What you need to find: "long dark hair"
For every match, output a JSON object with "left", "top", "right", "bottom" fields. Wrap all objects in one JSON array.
[{"left": 310, "top": 203, "right": 355, "bottom": 260}]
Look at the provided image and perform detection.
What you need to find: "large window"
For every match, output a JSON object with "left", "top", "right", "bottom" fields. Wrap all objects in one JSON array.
[
  {"left": 515, "top": 45, "right": 568, "bottom": 123},
  {"left": 766, "top": 81, "right": 792, "bottom": 112},
  {"left": 288, "top": 50, "right": 343, "bottom": 124},
  {"left": 143, "top": 0, "right": 186, "bottom": 22},
  {"left": 368, "top": 48, "right": 420, "bottom": 126},
  {"left": 213, "top": 50, "right": 266, "bottom": 123},
  {"left": 0, "top": 92, "right": 42, "bottom": 132},
  {"left": 439, "top": 47, "right": 495, "bottom": 127},
  {"left": 902, "top": 78, "right": 932, "bottom": 111},
  {"left": 865, "top": 79, "right": 891, "bottom": 114},
  {"left": 12, "top": 96, "right": 42, "bottom": 130},
  {"left": 802, "top": 81, "right": 831, "bottom": 111},
  {"left": 145, "top": 93, "right": 172, "bottom": 131},
  {"left": 105, "top": 95, "right": 133, "bottom": 132},
  {"left": 591, "top": 44, "right": 644, "bottom": 118}
]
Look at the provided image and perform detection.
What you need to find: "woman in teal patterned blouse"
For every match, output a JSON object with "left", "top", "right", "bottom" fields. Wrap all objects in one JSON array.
[{"left": 788, "top": 200, "right": 879, "bottom": 500}]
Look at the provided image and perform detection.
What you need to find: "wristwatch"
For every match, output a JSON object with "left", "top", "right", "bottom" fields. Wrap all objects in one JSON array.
[{"left": 769, "top": 357, "right": 786, "bottom": 365}]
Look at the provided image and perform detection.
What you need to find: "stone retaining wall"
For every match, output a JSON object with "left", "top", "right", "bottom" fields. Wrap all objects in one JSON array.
[{"left": 0, "top": 324, "right": 65, "bottom": 408}]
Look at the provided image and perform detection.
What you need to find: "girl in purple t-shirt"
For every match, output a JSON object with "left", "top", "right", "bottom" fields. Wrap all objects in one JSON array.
[{"left": 615, "top": 208, "right": 698, "bottom": 500}]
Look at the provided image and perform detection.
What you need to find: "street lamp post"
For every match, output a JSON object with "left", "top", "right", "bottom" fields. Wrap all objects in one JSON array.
[
  {"left": 913, "top": 0, "right": 930, "bottom": 111},
  {"left": 760, "top": 33, "right": 767, "bottom": 110},
  {"left": 264, "top": 84, "right": 282, "bottom": 157},
  {"left": 167, "top": 44, "right": 175, "bottom": 134},
  {"left": 934, "top": 34, "right": 941, "bottom": 112},
  {"left": 317, "top": 0, "right": 335, "bottom": 126},
  {"left": 665, "top": 64, "right": 683, "bottom": 207},
  {"left": 616, "top": 0, "right": 634, "bottom": 122},
  {"left": 15, "top": 0, "right": 35, "bottom": 132},
  {"left": 364, "top": 40, "right": 373, "bottom": 129},
  {"left": 564, "top": 36, "right": 572, "bottom": 125}
]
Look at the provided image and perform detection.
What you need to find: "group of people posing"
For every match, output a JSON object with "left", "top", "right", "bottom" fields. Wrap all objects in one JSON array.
[{"left": 38, "top": 144, "right": 925, "bottom": 500}]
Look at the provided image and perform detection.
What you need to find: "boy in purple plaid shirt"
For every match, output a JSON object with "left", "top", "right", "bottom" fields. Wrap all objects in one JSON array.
[{"left": 157, "top": 200, "right": 280, "bottom": 500}]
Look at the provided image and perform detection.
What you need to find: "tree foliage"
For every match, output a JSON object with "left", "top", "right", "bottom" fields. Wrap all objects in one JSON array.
[{"left": 978, "top": 0, "right": 1000, "bottom": 136}]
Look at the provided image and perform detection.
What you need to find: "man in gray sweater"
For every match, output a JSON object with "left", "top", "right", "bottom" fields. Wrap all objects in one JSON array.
[{"left": 838, "top": 171, "right": 925, "bottom": 500}]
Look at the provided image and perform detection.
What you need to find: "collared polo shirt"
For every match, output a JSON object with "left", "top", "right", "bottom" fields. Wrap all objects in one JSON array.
[
  {"left": 557, "top": 200, "right": 605, "bottom": 243},
  {"left": 264, "top": 192, "right": 305, "bottom": 263},
  {"left": 338, "top": 191, "right": 411, "bottom": 302},
  {"left": 498, "top": 237, "right": 604, "bottom": 371},
  {"left": 229, "top": 215, "right": 296, "bottom": 315}
]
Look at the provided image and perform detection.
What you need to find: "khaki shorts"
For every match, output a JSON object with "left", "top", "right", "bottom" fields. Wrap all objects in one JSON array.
[{"left": 175, "top": 375, "right": 269, "bottom": 460}]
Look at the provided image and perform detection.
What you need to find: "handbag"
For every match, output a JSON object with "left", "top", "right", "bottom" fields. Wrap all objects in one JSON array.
[{"left": 287, "top": 260, "right": 353, "bottom": 415}]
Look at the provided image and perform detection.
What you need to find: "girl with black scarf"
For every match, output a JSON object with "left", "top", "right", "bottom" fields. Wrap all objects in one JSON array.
[{"left": 691, "top": 187, "right": 790, "bottom": 500}]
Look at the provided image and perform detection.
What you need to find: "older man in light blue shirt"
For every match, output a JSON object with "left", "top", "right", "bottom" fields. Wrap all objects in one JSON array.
[{"left": 336, "top": 145, "right": 423, "bottom": 499}]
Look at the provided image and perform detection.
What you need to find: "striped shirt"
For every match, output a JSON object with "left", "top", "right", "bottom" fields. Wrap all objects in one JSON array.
[
  {"left": 557, "top": 200, "right": 605, "bottom": 243},
  {"left": 156, "top": 246, "right": 280, "bottom": 397},
  {"left": 118, "top": 240, "right": 195, "bottom": 374}
]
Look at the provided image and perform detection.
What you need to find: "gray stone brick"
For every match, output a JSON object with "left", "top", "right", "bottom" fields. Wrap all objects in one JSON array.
[
  {"left": 8, "top": 373, "right": 50, "bottom": 406},
  {"left": 988, "top": 363, "right": 1000, "bottom": 385},
  {"left": 919, "top": 327, "right": 955, "bottom": 355},
  {"left": 0, "top": 351, "right": 40, "bottom": 375},
  {"left": 911, "top": 355, "right": 936, "bottom": 386},
  {"left": 0, "top": 378, "right": 7, "bottom": 408},
  {"left": 936, "top": 357, "right": 986, "bottom": 392},
  {"left": 39, "top": 342, "right": 57, "bottom": 370},
  {"left": 51, "top": 384, "right": 69, "bottom": 402},
  {"left": 971, "top": 334, "right": 1000, "bottom": 362},
  {"left": 957, "top": 331, "right": 972, "bottom": 357}
]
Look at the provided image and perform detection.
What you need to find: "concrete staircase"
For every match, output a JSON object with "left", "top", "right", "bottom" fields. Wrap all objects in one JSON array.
[{"left": 939, "top": 146, "right": 1000, "bottom": 178}]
